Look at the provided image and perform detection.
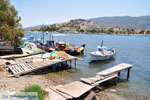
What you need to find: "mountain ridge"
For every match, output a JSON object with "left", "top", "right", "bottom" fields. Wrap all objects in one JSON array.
[{"left": 88, "top": 15, "right": 150, "bottom": 29}]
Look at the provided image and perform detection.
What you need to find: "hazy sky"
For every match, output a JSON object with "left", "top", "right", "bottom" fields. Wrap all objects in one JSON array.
[{"left": 10, "top": 0, "right": 150, "bottom": 28}]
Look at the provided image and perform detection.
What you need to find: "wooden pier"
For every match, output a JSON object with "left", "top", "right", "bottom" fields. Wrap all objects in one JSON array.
[
  {"left": 96, "top": 63, "right": 132, "bottom": 79},
  {"left": 46, "top": 81, "right": 93, "bottom": 100},
  {"left": 7, "top": 56, "right": 77, "bottom": 77},
  {"left": 46, "top": 63, "right": 132, "bottom": 100}
]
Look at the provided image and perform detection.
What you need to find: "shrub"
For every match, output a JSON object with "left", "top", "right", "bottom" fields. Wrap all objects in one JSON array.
[{"left": 22, "top": 85, "right": 48, "bottom": 100}]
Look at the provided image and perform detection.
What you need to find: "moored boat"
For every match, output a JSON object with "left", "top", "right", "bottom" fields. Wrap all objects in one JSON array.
[
  {"left": 56, "top": 41, "right": 85, "bottom": 55},
  {"left": 89, "top": 41, "right": 116, "bottom": 61}
]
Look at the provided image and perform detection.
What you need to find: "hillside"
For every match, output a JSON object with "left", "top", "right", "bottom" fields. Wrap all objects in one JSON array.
[
  {"left": 24, "top": 18, "right": 150, "bottom": 35},
  {"left": 23, "top": 25, "right": 48, "bottom": 31},
  {"left": 38, "top": 19, "right": 106, "bottom": 33},
  {"left": 89, "top": 15, "right": 150, "bottom": 29}
]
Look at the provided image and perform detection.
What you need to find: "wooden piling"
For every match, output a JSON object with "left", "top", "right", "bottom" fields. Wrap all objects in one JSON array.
[
  {"left": 70, "top": 60, "right": 72, "bottom": 68},
  {"left": 127, "top": 68, "right": 130, "bottom": 79},
  {"left": 75, "top": 59, "right": 76, "bottom": 69},
  {"left": 118, "top": 72, "right": 120, "bottom": 77}
]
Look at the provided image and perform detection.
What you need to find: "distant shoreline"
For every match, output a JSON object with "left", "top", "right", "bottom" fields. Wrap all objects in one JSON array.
[{"left": 24, "top": 31, "right": 150, "bottom": 37}]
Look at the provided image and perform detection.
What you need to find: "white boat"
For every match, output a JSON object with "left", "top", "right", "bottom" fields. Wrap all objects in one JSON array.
[{"left": 89, "top": 42, "right": 116, "bottom": 61}]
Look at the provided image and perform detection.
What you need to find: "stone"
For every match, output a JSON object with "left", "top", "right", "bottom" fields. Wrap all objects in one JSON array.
[{"left": 110, "top": 89, "right": 117, "bottom": 93}]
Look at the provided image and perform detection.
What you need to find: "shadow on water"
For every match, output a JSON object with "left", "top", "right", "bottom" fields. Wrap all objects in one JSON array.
[
  {"left": 89, "top": 57, "right": 115, "bottom": 64},
  {"left": 88, "top": 58, "right": 116, "bottom": 69}
]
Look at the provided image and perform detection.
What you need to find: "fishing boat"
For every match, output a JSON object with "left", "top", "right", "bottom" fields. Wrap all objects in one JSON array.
[
  {"left": 89, "top": 41, "right": 116, "bottom": 61},
  {"left": 37, "top": 40, "right": 85, "bottom": 55},
  {"left": 22, "top": 35, "right": 42, "bottom": 43},
  {"left": 56, "top": 41, "right": 85, "bottom": 55},
  {"left": 0, "top": 40, "right": 23, "bottom": 55}
]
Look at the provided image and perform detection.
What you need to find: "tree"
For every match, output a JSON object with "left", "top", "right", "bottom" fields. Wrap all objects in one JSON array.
[
  {"left": 0, "top": 0, "right": 24, "bottom": 46},
  {"left": 107, "top": 28, "right": 114, "bottom": 34},
  {"left": 126, "top": 28, "right": 130, "bottom": 34},
  {"left": 79, "top": 29, "right": 84, "bottom": 33},
  {"left": 146, "top": 30, "right": 150, "bottom": 35},
  {"left": 139, "top": 30, "right": 145, "bottom": 34}
]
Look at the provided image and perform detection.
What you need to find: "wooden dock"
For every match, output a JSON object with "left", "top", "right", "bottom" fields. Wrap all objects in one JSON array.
[
  {"left": 46, "top": 63, "right": 132, "bottom": 100},
  {"left": 46, "top": 81, "right": 93, "bottom": 100},
  {"left": 7, "top": 56, "right": 77, "bottom": 77},
  {"left": 96, "top": 63, "right": 132, "bottom": 79},
  {"left": 80, "top": 74, "right": 118, "bottom": 86},
  {"left": 56, "top": 81, "right": 93, "bottom": 98}
]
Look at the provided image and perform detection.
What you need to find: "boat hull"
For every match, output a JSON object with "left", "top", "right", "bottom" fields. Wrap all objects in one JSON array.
[
  {"left": 90, "top": 49, "right": 116, "bottom": 61},
  {"left": 90, "top": 54, "right": 115, "bottom": 61},
  {"left": 65, "top": 44, "right": 85, "bottom": 56}
]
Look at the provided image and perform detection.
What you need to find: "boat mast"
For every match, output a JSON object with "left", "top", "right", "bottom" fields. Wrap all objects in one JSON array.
[{"left": 42, "top": 23, "right": 44, "bottom": 44}]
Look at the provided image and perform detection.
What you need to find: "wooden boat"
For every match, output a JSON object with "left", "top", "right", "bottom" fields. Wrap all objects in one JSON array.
[
  {"left": 37, "top": 41, "right": 85, "bottom": 55},
  {"left": 89, "top": 41, "right": 116, "bottom": 61},
  {"left": 37, "top": 40, "right": 55, "bottom": 52},
  {"left": 56, "top": 41, "right": 85, "bottom": 55},
  {"left": 0, "top": 40, "right": 22, "bottom": 56}
]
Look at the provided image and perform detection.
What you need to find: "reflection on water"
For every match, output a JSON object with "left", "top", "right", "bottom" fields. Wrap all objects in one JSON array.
[{"left": 24, "top": 32, "right": 150, "bottom": 99}]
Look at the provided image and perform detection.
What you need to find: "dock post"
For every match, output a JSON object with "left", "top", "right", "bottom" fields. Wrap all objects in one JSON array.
[
  {"left": 118, "top": 72, "right": 120, "bottom": 77},
  {"left": 127, "top": 68, "right": 130, "bottom": 79},
  {"left": 75, "top": 59, "right": 76, "bottom": 69},
  {"left": 70, "top": 60, "right": 72, "bottom": 68}
]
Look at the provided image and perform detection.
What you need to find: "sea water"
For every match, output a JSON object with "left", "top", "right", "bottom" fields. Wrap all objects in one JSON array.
[{"left": 25, "top": 32, "right": 150, "bottom": 99}]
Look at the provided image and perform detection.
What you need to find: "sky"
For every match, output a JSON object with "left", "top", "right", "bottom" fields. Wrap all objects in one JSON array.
[{"left": 10, "top": 0, "right": 150, "bottom": 28}]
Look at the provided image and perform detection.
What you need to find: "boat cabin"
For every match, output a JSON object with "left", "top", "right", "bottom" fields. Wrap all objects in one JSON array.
[
  {"left": 56, "top": 42, "right": 66, "bottom": 51},
  {"left": 97, "top": 46, "right": 107, "bottom": 51}
]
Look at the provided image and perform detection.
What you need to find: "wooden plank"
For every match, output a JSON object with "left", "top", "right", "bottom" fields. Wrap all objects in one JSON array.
[
  {"left": 92, "top": 74, "right": 118, "bottom": 86},
  {"left": 24, "top": 63, "right": 33, "bottom": 70},
  {"left": 49, "top": 86, "right": 73, "bottom": 99},
  {"left": 46, "top": 88, "right": 66, "bottom": 100},
  {"left": 80, "top": 76, "right": 105, "bottom": 85},
  {"left": 96, "top": 63, "right": 132, "bottom": 76},
  {"left": 43, "top": 62, "right": 51, "bottom": 66},
  {"left": 20, "top": 63, "right": 30, "bottom": 71},
  {"left": 17, "top": 64, "right": 25, "bottom": 72},
  {"left": 35, "top": 62, "right": 46, "bottom": 67},
  {"left": 13, "top": 63, "right": 35, "bottom": 76},
  {"left": 26, "top": 63, "right": 35, "bottom": 69},
  {"left": 84, "top": 91, "right": 96, "bottom": 100},
  {"left": 56, "top": 81, "right": 92, "bottom": 98},
  {"left": 14, "top": 65, "right": 22, "bottom": 73},
  {"left": 80, "top": 78, "right": 95, "bottom": 85},
  {"left": 31, "top": 63, "right": 41, "bottom": 68},
  {"left": 12, "top": 65, "right": 19, "bottom": 74},
  {"left": 13, "top": 65, "right": 20, "bottom": 73},
  {"left": 29, "top": 63, "right": 38, "bottom": 68},
  {"left": 9, "top": 66, "right": 17, "bottom": 74}
]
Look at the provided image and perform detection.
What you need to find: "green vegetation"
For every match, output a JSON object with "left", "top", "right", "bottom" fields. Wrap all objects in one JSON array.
[
  {"left": 0, "top": 0, "right": 24, "bottom": 46},
  {"left": 107, "top": 28, "right": 114, "bottom": 34},
  {"left": 32, "top": 49, "right": 44, "bottom": 53},
  {"left": 39, "top": 25, "right": 59, "bottom": 32},
  {"left": 22, "top": 85, "right": 48, "bottom": 100}
]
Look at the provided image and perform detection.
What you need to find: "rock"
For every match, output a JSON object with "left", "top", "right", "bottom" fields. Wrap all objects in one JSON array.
[
  {"left": 45, "top": 84, "right": 48, "bottom": 87},
  {"left": 110, "top": 89, "right": 117, "bottom": 93},
  {"left": 9, "top": 91, "right": 16, "bottom": 95}
]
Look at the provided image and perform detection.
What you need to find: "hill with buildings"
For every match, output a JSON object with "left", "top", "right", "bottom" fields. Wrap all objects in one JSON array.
[{"left": 24, "top": 18, "right": 150, "bottom": 35}]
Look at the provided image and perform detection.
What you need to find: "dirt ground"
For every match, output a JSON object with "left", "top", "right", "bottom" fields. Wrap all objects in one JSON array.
[
  {"left": 0, "top": 67, "right": 63, "bottom": 93},
  {"left": 0, "top": 65, "right": 125, "bottom": 100}
]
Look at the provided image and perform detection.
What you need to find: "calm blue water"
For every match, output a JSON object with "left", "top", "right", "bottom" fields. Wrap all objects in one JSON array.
[{"left": 25, "top": 32, "right": 150, "bottom": 99}]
